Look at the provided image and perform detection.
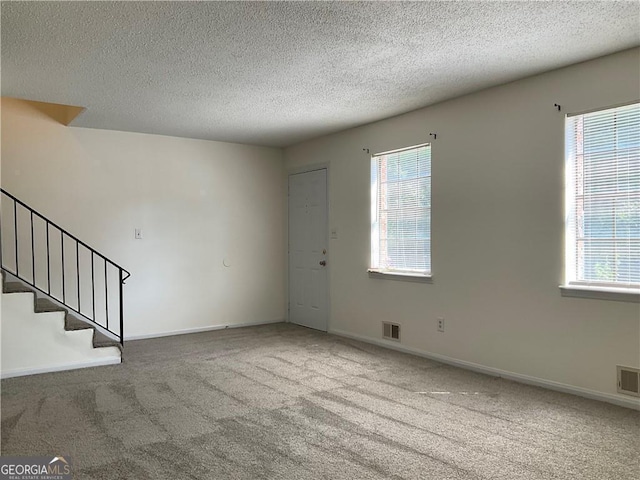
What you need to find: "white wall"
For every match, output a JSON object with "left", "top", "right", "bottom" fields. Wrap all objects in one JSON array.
[
  {"left": 1, "top": 291, "right": 120, "bottom": 378},
  {"left": 284, "top": 48, "right": 640, "bottom": 402},
  {"left": 1, "top": 98, "right": 286, "bottom": 338}
]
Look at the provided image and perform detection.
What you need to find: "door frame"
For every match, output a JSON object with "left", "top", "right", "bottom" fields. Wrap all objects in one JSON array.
[{"left": 287, "top": 163, "right": 330, "bottom": 332}]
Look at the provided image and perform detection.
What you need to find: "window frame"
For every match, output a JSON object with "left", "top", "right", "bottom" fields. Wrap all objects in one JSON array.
[
  {"left": 369, "top": 142, "right": 432, "bottom": 281},
  {"left": 561, "top": 101, "right": 640, "bottom": 302}
]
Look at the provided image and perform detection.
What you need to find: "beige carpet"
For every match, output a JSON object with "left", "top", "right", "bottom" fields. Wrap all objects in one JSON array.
[{"left": 2, "top": 323, "right": 638, "bottom": 479}]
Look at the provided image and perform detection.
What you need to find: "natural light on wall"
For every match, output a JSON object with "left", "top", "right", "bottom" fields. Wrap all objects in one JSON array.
[
  {"left": 370, "top": 143, "right": 431, "bottom": 276},
  {"left": 565, "top": 102, "right": 640, "bottom": 291}
]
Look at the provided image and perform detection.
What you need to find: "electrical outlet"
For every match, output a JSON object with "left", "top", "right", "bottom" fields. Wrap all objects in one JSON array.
[{"left": 437, "top": 317, "right": 445, "bottom": 332}]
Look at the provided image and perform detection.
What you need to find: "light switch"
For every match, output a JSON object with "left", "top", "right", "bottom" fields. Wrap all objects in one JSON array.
[
  {"left": 331, "top": 227, "right": 338, "bottom": 239},
  {"left": 135, "top": 228, "right": 142, "bottom": 239}
]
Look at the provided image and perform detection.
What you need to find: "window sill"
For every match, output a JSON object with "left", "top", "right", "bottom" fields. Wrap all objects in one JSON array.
[
  {"left": 368, "top": 269, "right": 433, "bottom": 284},
  {"left": 559, "top": 285, "right": 640, "bottom": 303}
]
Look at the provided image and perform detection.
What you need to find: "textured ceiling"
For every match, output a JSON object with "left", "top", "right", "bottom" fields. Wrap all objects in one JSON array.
[{"left": 2, "top": 1, "right": 639, "bottom": 147}]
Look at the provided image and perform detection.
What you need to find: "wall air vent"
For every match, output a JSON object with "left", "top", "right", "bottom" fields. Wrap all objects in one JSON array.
[
  {"left": 382, "top": 322, "right": 400, "bottom": 341},
  {"left": 617, "top": 366, "right": 640, "bottom": 397}
]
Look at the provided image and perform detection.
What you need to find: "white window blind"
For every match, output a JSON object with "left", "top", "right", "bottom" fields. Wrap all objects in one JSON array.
[
  {"left": 565, "top": 102, "right": 640, "bottom": 288},
  {"left": 371, "top": 143, "right": 431, "bottom": 274}
]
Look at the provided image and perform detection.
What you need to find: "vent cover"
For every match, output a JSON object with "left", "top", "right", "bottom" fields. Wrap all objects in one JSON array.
[
  {"left": 382, "top": 322, "right": 400, "bottom": 341},
  {"left": 617, "top": 366, "right": 640, "bottom": 397}
]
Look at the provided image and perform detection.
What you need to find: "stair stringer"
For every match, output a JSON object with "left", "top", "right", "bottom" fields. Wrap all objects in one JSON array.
[{"left": 1, "top": 291, "right": 121, "bottom": 379}]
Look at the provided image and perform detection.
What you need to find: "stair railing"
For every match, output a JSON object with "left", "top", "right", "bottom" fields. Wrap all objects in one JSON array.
[{"left": 0, "top": 189, "right": 130, "bottom": 345}]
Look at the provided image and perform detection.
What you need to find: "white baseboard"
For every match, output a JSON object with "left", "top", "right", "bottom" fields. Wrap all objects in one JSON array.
[
  {"left": 125, "top": 319, "right": 285, "bottom": 341},
  {"left": 329, "top": 328, "right": 640, "bottom": 411},
  {"left": 1, "top": 357, "right": 121, "bottom": 379}
]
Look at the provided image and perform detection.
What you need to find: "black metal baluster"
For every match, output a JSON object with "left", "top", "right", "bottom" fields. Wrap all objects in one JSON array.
[
  {"left": 0, "top": 194, "right": 3, "bottom": 271},
  {"left": 61, "top": 231, "right": 66, "bottom": 303},
  {"left": 91, "top": 252, "right": 95, "bottom": 322},
  {"left": 31, "top": 211, "right": 35, "bottom": 284},
  {"left": 14, "top": 201, "right": 18, "bottom": 276},
  {"left": 119, "top": 268, "right": 124, "bottom": 345},
  {"left": 76, "top": 241, "right": 80, "bottom": 313},
  {"left": 46, "top": 222, "right": 51, "bottom": 294},
  {"left": 0, "top": 196, "right": 3, "bottom": 271},
  {"left": 105, "top": 260, "right": 109, "bottom": 330}
]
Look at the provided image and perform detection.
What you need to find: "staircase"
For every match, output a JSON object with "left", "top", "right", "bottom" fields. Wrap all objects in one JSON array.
[{"left": 1, "top": 189, "right": 130, "bottom": 378}]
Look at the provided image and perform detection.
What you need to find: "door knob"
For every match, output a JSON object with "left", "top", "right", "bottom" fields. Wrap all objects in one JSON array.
[{"left": 319, "top": 260, "right": 326, "bottom": 266}]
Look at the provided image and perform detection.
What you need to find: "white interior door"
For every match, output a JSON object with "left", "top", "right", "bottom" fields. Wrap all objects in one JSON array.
[{"left": 288, "top": 169, "right": 328, "bottom": 331}]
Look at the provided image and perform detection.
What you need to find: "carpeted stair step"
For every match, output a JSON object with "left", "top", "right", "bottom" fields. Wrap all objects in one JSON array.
[
  {"left": 35, "top": 298, "right": 67, "bottom": 313},
  {"left": 64, "top": 314, "right": 122, "bottom": 352},
  {"left": 3, "top": 282, "right": 34, "bottom": 294},
  {"left": 64, "top": 313, "right": 92, "bottom": 331},
  {"left": 93, "top": 330, "right": 122, "bottom": 351}
]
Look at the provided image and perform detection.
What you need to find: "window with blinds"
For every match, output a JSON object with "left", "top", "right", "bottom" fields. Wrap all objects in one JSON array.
[
  {"left": 371, "top": 143, "right": 431, "bottom": 275},
  {"left": 565, "top": 102, "right": 640, "bottom": 289}
]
